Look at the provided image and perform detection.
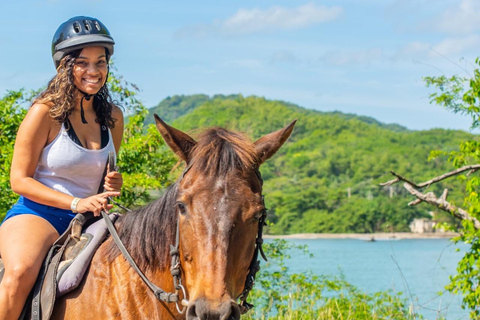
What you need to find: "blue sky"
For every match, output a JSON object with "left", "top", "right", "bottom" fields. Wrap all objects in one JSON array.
[{"left": 1, "top": 0, "right": 480, "bottom": 131}]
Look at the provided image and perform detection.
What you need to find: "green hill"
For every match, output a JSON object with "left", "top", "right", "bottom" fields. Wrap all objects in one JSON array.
[
  {"left": 149, "top": 94, "right": 473, "bottom": 234},
  {"left": 145, "top": 94, "right": 243, "bottom": 125}
]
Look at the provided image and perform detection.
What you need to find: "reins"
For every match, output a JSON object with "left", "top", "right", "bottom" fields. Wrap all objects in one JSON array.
[
  {"left": 103, "top": 153, "right": 188, "bottom": 313},
  {"left": 101, "top": 153, "right": 267, "bottom": 315},
  {"left": 101, "top": 210, "right": 188, "bottom": 313}
]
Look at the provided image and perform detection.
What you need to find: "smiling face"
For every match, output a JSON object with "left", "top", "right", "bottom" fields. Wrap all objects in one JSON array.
[{"left": 72, "top": 46, "right": 108, "bottom": 95}]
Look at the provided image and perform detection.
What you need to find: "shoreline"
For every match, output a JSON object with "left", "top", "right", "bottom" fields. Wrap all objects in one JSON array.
[{"left": 264, "top": 232, "right": 459, "bottom": 240}]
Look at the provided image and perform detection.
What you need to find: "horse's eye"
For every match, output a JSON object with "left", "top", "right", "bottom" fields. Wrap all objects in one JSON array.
[
  {"left": 176, "top": 202, "right": 187, "bottom": 215},
  {"left": 254, "top": 209, "right": 265, "bottom": 221}
]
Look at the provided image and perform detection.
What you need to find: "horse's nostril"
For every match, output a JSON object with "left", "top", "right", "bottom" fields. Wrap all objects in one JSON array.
[
  {"left": 186, "top": 303, "right": 198, "bottom": 320},
  {"left": 186, "top": 298, "right": 240, "bottom": 320},
  {"left": 228, "top": 302, "right": 241, "bottom": 320}
]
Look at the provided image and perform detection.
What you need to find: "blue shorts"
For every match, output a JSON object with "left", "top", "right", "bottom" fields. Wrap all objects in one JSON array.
[{"left": 2, "top": 196, "right": 76, "bottom": 235}]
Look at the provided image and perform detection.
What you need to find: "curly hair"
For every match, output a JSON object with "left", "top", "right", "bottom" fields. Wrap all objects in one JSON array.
[{"left": 34, "top": 49, "right": 116, "bottom": 128}]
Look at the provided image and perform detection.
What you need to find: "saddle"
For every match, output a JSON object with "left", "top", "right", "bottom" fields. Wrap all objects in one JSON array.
[{"left": 0, "top": 211, "right": 119, "bottom": 320}]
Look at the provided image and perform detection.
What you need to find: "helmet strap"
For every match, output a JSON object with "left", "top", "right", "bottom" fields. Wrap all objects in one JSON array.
[{"left": 78, "top": 91, "right": 93, "bottom": 124}]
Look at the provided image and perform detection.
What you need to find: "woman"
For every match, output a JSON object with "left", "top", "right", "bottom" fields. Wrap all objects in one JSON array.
[{"left": 0, "top": 16, "right": 124, "bottom": 319}]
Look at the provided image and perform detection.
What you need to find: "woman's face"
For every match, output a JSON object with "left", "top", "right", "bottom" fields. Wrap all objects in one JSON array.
[{"left": 72, "top": 46, "right": 108, "bottom": 96}]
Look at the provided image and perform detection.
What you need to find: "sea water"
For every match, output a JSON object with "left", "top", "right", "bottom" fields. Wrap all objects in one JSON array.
[{"left": 276, "top": 238, "right": 469, "bottom": 320}]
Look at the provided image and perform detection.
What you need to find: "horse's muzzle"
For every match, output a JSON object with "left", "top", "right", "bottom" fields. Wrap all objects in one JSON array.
[{"left": 186, "top": 298, "right": 241, "bottom": 320}]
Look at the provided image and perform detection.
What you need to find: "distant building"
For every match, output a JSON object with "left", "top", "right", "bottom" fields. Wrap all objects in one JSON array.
[{"left": 410, "top": 218, "right": 436, "bottom": 233}]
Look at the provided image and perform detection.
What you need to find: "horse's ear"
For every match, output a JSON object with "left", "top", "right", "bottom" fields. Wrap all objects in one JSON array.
[
  {"left": 254, "top": 120, "right": 296, "bottom": 164},
  {"left": 154, "top": 114, "right": 196, "bottom": 163}
]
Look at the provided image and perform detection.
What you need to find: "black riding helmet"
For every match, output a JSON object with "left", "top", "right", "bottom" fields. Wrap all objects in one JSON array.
[{"left": 52, "top": 16, "right": 115, "bottom": 69}]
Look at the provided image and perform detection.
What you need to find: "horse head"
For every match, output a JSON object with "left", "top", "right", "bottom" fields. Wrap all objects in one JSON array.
[{"left": 154, "top": 115, "right": 295, "bottom": 320}]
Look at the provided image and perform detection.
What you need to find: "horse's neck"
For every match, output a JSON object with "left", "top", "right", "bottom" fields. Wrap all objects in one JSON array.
[{"left": 55, "top": 238, "right": 178, "bottom": 319}]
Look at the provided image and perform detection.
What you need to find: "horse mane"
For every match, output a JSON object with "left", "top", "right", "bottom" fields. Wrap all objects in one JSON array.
[
  {"left": 104, "top": 127, "right": 258, "bottom": 271},
  {"left": 104, "top": 183, "right": 178, "bottom": 271}
]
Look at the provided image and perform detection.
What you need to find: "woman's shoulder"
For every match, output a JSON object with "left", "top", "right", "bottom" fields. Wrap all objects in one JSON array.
[
  {"left": 29, "top": 102, "right": 51, "bottom": 116},
  {"left": 17, "top": 102, "right": 58, "bottom": 143},
  {"left": 24, "top": 103, "right": 55, "bottom": 126},
  {"left": 110, "top": 104, "right": 124, "bottom": 127},
  {"left": 111, "top": 104, "right": 123, "bottom": 118}
]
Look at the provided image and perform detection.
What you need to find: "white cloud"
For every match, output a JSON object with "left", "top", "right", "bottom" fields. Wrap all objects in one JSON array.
[
  {"left": 320, "top": 48, "right": 384, "bottom": 66},
  {"left": 395, "top": 35, "right": 480, "bottom": 61},
  {"left": 395, "top": 41, "right": 430, "bottom": 60},
  {"left": 431, "top": 34, "right": 480, "bottom": 56},
  {"left": 221, "top": 3, "right": 343, "bottom": 35},
  {"left": 318, "top": 35, "right": 480, "bottom": 68},
  {"left": 270, "top": 51, "right": 298, "bottom": 64},
  {"left": 435, "top": 0, "right": 480, "bottom": 34},
  {"left": 222, "top": 59, "right": 264, "bottom": 70},
  {"left": 176, "top": 3, "right": 343, "bottom": 38}
]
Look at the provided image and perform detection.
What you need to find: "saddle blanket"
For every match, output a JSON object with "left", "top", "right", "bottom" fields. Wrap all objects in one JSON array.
[{"left": 57, "top": 212, "right": 119, "bottom": 296}]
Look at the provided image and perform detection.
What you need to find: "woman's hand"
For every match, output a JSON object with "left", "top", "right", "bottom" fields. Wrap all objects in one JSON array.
[
  {"left": 104, "top": 171, "right": 123, "bottom": 192},
  {"left": 76, "top": 191, "right": 120, "bottom": 216}
]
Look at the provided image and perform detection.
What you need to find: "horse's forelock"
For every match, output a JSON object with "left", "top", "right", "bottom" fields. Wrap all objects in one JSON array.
[{"left": 190, "top": 128, "right": 258, "bottom": 176}]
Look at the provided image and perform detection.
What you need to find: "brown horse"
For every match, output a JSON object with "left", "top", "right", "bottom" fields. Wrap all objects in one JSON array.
[{"left": 52, "top": 115, "right": 295, "bottom": 319}]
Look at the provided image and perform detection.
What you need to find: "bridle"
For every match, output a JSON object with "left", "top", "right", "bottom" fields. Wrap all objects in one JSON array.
[
  {"left": 238, "top": 166, "right": 268, "bottom": 314},
  {"left": 103, "top": 163, "right": 267, "bottom": 315}
]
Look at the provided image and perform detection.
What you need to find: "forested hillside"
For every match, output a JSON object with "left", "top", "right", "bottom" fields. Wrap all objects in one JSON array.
[{"left": 148, "top": 94, "right": 473, "bottom": 234}]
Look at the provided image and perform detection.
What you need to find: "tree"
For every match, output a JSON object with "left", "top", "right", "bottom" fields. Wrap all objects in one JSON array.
[
  {"left": 0, "top": 90, "right": 28, "bottom": 215},
  {"left": 381, "top": 59, "right": 480, "bottom": 318},
  {"left": 107, "top": 65, "right": 177, "bottom": 208}
]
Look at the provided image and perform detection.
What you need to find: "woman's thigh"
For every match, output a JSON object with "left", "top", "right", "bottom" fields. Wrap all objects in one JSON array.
[{"left": 0, "top": 214, "right": 59, "bottom": 277}]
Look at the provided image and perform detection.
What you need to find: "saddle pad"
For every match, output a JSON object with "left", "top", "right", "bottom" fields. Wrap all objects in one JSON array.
[{"left": 56, "top": 212, "right": 119, "bottom": 296}]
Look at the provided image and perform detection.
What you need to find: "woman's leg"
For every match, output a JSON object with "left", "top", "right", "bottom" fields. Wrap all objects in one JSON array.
[{"left": 0, "top": 214, "right": 59, "bottom": 320}]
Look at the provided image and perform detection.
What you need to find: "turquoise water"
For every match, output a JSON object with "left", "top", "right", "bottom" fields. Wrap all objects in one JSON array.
[{"left": 277, "top": 238, "right": 469, "bottom": 320}]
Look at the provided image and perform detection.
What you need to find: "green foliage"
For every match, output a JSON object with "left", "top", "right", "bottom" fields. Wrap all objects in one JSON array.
[
  {"left": 117, "top": 107, "right": 176, "bottom": 208},
  {"left": 103, "top": 66, "right": 179, "bottom": 208},
  {"left": 244, "top": 240, "right": 420, "bottom": 320},
  {"left": 144, "top": 93, "right": 244, "bottom": 125},
  {"left": 0, "top": 90, "right": 28, "bottom": 217},
  {"left": 168, "top": 94, "right": 469, "bottom": 235},
  {"left": 424, "top": 59, "right": 480, "bottom": 130},
  {"left": 424, "top": 59, "right": 480, "bottom": 318}
]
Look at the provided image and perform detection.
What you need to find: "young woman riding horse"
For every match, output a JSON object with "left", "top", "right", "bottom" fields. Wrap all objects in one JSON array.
[
  {"left": 52, "top": 116, "right": 295, "bottom": 320},
  {"left": 0, "top": 16, "right": 123, "bottom": 319}
]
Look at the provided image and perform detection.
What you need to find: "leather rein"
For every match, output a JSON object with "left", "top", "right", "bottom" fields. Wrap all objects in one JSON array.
[{"left": 102, "top": 156, "right": 267, "bottom": 314}]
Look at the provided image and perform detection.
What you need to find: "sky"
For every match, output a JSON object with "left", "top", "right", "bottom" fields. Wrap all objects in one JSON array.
[{"left": 1, "top": 0, "right": 480, "bottom": 131}]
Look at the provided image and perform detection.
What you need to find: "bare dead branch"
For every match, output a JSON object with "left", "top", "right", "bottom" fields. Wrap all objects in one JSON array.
[
  {"left": 379, "top": 177, "right": 399, "bottom": 187},
  {"left": 408, "top": 199, "right": 422, "bottom": 206},
  {"left": 440, "top": 189, "right": 448, "bottom": 202},
  {"left": 403, "top": 183, "right": 480, "bottom": 229},
  {"left": 382, "top": 165, "right": 480, "bottom": 189},
  {"left": 380, "top": 165, "right": 480, "bottom": 228},
  {"left": 416, "top": 165, "right": 480, "bottom": 188},
  {"left": 467, "top": 169, "right": 478, "bottom": 176},
  {"left": 390, "top": 172, "right": 419, "bottom": 187}
]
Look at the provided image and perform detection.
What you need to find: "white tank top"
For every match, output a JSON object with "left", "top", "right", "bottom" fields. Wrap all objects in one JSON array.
[{"left": 33, "top": 123, "right": 116, "bottom": 198}]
